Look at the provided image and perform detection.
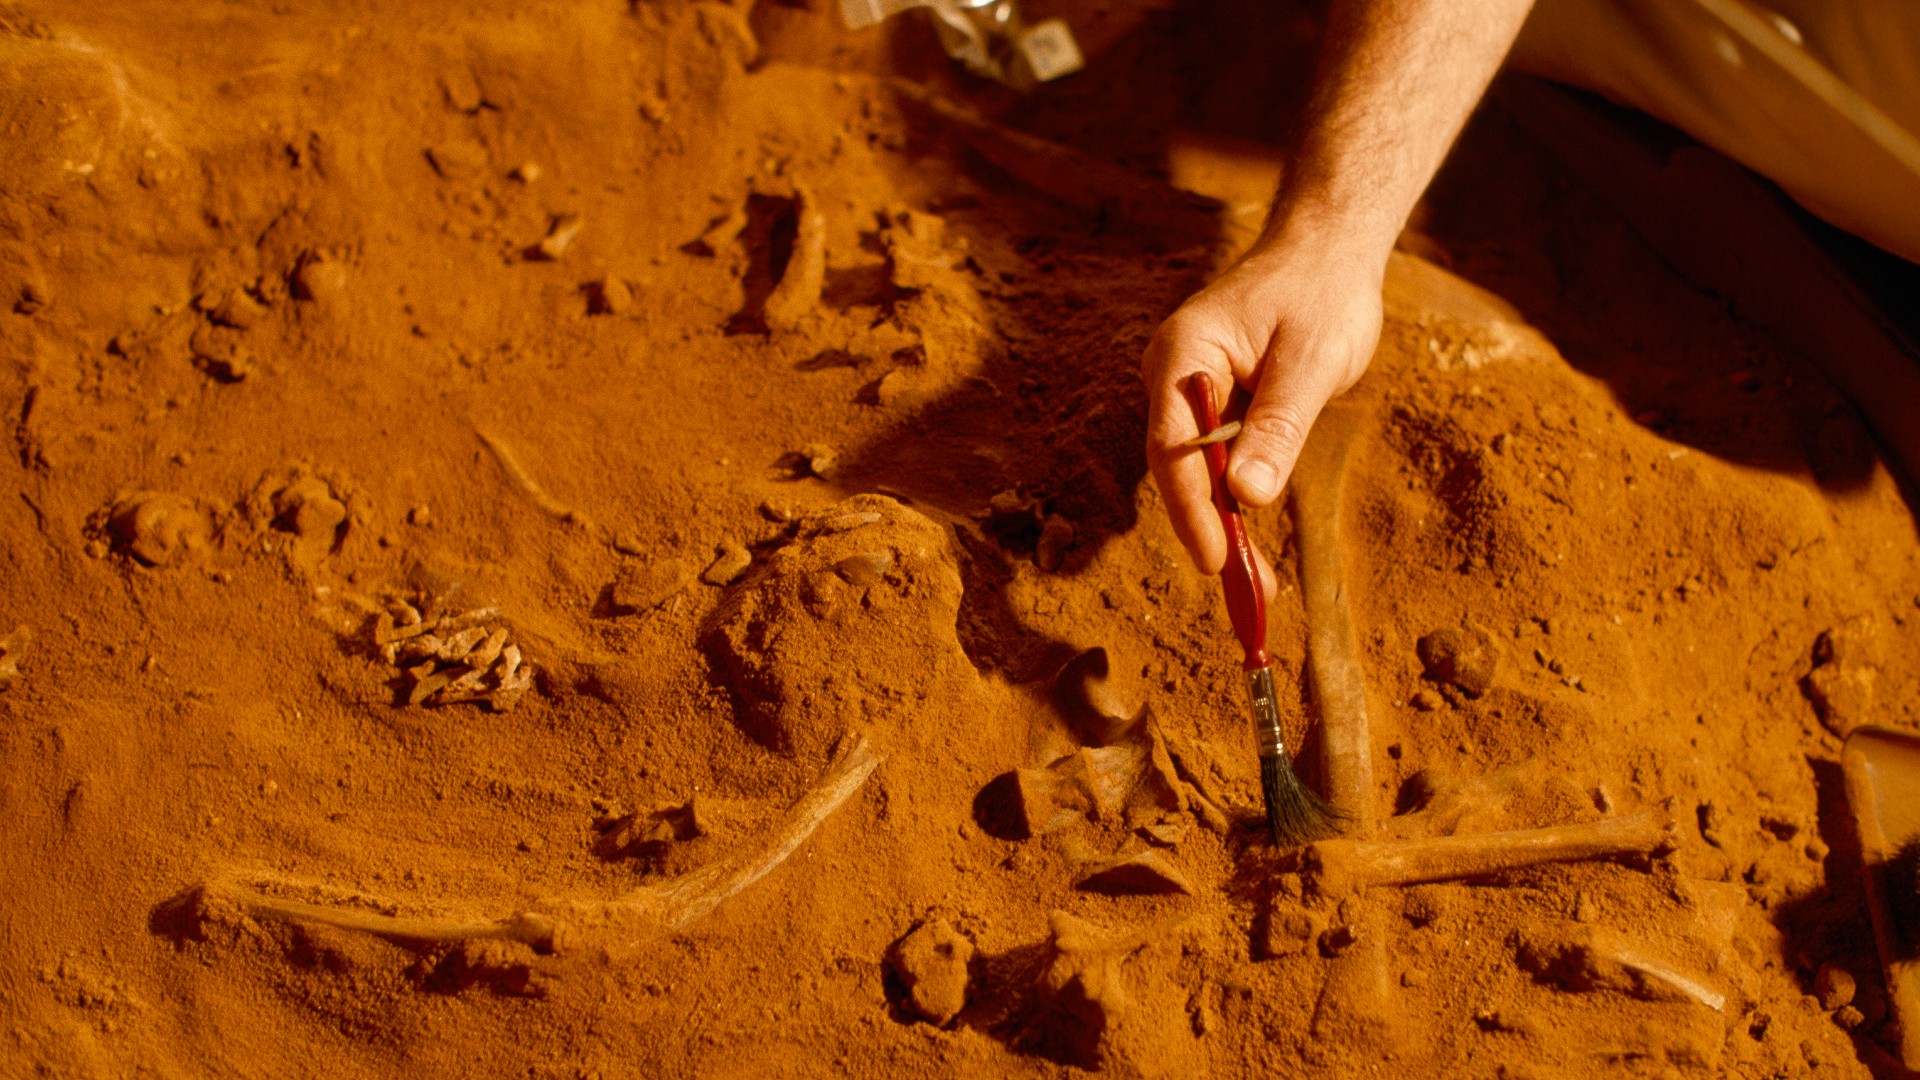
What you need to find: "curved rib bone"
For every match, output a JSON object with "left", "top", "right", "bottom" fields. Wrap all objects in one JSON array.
[{"left": 185, "top": 735, "right": 882, "bottom": 962}]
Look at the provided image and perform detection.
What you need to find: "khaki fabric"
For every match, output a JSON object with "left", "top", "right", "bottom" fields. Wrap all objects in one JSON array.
[{"left": 1514, "top": 0, "right": 1920, "bottom": 262}]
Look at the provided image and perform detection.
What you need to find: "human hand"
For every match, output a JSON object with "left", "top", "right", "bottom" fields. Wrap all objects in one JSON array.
[{"left": 1141, "top": 223, "right": 1386, "bottom": 591}]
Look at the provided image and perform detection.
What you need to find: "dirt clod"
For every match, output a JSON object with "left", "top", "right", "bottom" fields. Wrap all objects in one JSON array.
[
  {"left": 701, "top": 541, "right": 752, "bottom": 586},
  {"left": 1417, "top": 626, "right": 1499, "bottom": 697},
  {"left": 105, "top": 493, "right": 209, "bottom": 567},
  {"left": 1813, "top": 964, "right": 1855, "bottom": 1011}
]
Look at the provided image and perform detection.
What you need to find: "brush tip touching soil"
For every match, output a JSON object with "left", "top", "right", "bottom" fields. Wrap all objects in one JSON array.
[{"left": 1260, "top": 753, "right": 1344, "bottom": 847}]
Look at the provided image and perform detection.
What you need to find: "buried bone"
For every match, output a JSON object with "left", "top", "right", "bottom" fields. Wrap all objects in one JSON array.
[
  {"left": 373, "top": 598, "right": 533, "bottom": 712},
  {"left": 1301, "top": 808, "right": 1677, "bottom": 893},
  {"left": 1009, "top": 735, "right": 1185, "bottom": 838},
  {"left": 170, "top": 735, "right": 881, "bottom": 965},
  {"left": 1516, "top": 922, "right": 1726, "bottom": 1011},
  {"left": 1074, "top": 845, "right": 1195, "bottom": 896}
]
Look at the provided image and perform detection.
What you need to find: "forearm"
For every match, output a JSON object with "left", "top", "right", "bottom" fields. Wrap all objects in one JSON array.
[{"left": 1267, "top": 0, "right": 1536, "bottom": 259}]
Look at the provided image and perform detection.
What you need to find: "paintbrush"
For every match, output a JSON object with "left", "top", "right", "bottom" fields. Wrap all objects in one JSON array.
[{"left": 1181, "top": 374, "right": 1341, "bottom": 846}]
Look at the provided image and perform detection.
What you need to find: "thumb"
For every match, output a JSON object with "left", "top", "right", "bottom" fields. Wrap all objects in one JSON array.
[{"left": 1226, "top": 358, "right": 1342, "bottom": 509}]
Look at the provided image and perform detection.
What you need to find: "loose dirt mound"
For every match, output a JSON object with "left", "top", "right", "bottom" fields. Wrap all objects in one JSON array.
[{"left": 1, "top": 1, "right": 1917, "bottom": 1077}]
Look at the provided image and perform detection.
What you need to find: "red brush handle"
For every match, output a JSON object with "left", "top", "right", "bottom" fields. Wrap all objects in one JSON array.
[{"left": 1183, "top": 375, "right": 1269, "bottom": 671}]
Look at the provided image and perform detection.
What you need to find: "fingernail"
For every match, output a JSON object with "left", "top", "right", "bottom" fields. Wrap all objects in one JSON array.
[{"left": 1233, "top": 460, "right": 1278, "bottom": 502}]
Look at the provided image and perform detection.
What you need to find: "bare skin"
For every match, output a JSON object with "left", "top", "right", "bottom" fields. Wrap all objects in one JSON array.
[{"left": 1143, "top": 0, "right": 1537, "bottom": 588}]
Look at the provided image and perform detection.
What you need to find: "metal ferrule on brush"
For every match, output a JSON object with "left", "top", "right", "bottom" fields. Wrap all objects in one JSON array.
[{"left": 1245, "top": 666, "right": 1287, "bottom": 759}]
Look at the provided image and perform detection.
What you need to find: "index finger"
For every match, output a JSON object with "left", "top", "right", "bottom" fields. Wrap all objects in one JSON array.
[{"left": 1143, "top": 329, "right": 1233, "bottom": 576}]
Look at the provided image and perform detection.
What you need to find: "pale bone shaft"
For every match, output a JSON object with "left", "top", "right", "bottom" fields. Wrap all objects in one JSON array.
[
  {"left": 1289, "top": 403, "right": 1373, "bottom": 829},
  {"left": 1304, "top": 809, "right": 1674, "bottom": 890}
]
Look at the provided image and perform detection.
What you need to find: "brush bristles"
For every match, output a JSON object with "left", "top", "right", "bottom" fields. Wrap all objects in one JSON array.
[{"left": 1259, "top": 754, "right": 1344, "bottom": 847}]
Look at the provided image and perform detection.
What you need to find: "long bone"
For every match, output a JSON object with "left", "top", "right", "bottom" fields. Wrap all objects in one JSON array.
[
  {"left": 1301, "top": 808, "right": 1678, "bottom": 894},
  {"left": 1288, "top": 405, "right": 1396, "bottom": 1047},
  {"left": 186, "top": 735, "right": 881, "bottom": 961},
  {"left": 1282, "top": 405, "right": 1698, "bottom": 1049},
  {"left": 1290, "top": 402, "right": 1375, "bottom": 831}
]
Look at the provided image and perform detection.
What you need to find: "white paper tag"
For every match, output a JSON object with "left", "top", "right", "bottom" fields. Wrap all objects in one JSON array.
[{"left": 1016, "top": 18, "right": 1084, "bottom": 83}]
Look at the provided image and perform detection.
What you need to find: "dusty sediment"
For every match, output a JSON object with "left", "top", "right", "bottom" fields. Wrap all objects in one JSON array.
[{"left": 0, "top": 2, "right": 1917, "bottom": 1078}]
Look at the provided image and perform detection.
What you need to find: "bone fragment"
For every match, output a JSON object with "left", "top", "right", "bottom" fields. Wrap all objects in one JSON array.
[
  {"left": 629, "top": 733, "right": 881, "bottom": 937},
  {"left": 1075, "top": 847, "right": 1195, "bottom": 896},
  {"left": 1302, "top": 809, "right": 1676, "bottom": 893},
  {"left": 535, "top": 213, "right": 583, "bottom": 260},
  {"left": 204, "top": 884, "right": 559, "bottom": 952},
  {"left": 1516, "top": 922, "right": 1726, "bottom": 1011},
  {"left": 478, "top": 430, "right": 590, "bottom": 526},
  {"left": 762, "top": 181, "right": 826, "bottom": 331},
  {"left": 1289, "top": 402, "right": 1373, "bottom": 829},
  {"left": 187, "top": 737, "right": 879, "bottom": 964}
]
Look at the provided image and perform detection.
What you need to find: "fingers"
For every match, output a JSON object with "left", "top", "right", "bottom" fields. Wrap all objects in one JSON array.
[
  {"left": 1142, "top": 325, "right": 1234, "bottom": 575},
  {"left": 1250, "top": 535, "right": 1278, "bottom": 605},
  {"left": 1225, "top": 341, "right": 1346, "bottom": 509}
]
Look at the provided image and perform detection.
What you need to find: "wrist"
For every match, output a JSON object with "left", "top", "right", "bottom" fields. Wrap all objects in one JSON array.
[{"left": 1244, "top": 190, "right": 1397, "bottom": 287}]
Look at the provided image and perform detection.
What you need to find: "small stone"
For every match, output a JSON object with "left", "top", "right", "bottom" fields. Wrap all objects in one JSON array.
[
  {"left": 758, "top": 500, "right": 794, "bottom": 523},
  {"left": 801, "top": 443, "right": 838, "bottom": 481},
  {"left": 1035, "top": 515, "right": 1074, "bottom": 572},
  {"left": 1802, "top": 626, "right": 1878, "bottom": 738},
  {"left": 1417, "top": 625, "right": 1499, "bottom": 697},
  {"left": 1833, "top": 1005, "right": 1865, "bottom": 1030},
  {"left": 888, "top": 919, "right": 973, "bottom": 1025},
  {"left": 408, "top": 505, "right": 433, "bottom": 526},
  {"left": 589, "top": 277, "right": 632, "bottom": 315},
  {"left": 509, "top": 162, "right": 541, "bottom": 183},
  {"left": 1410, "top": 688, "right": 1442, "bottom": 711},
  {"left": 1814, "top": 964, "right": 1855, "bottom": 1011},
  {"left": 107, "top": 492, "right": 209, "bottom": 567},
  {"left": 273, "top": 478, "right": 348, "bottom": 543},
  {"left": 292, "top": 253, "right": 349, "bottom": 303},
  {"left": 834, "top": 551, "right": 893, "bottom": 586},
  {"left": 1319, "top": 924, "right": 1359, "bottom": 957},
  {"left": 534, "top": 214, "right": 583, "bottom": 260},
  {"left": 1401, "top": 968, "right": 1429, "bottom": 988},
  {"left": 614, "top": 558, "right": 696, "bottom": 612},
  {"left": 701, "top": 541, "right": 751, "bottom": 586}
]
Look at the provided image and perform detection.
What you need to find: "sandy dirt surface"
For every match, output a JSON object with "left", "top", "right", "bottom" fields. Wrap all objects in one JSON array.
[{"left": 3, "top": 1, "right": 1919, "bottom": 1076}]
